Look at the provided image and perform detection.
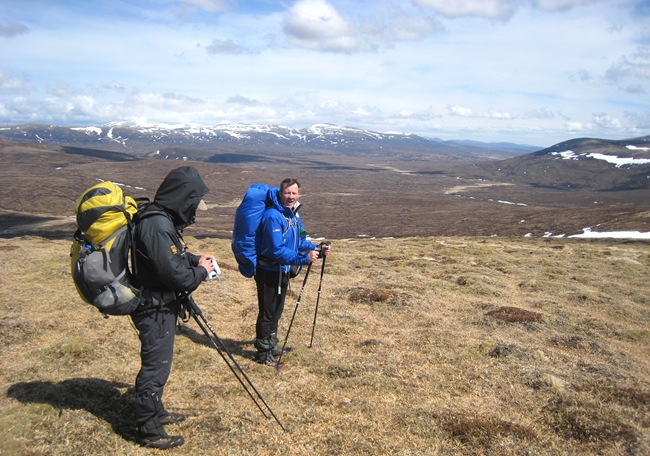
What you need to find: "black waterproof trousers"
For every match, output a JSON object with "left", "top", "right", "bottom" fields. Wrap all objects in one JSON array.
[
  {"left": 255, "top": 268, "right": 289, "bottom": 342},
  {"left": 131, "top": 302, "right": 179, "bottom": 425}
]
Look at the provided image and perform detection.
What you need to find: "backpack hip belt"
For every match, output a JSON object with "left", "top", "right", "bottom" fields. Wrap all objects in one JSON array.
[{"left": 141, "top": 289, "right": 178, "bottom": 307}]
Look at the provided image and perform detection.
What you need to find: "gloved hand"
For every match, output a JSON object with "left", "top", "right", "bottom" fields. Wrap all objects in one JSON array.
[{"left": 317, "top": 242, "right": 331, "bottom": 258}]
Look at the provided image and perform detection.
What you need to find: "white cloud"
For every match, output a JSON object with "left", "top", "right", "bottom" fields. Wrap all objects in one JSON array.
[
  {"left": 605, "top": 45, "right": 650, "bottom": 85},
  {"left": 227, "top": 95, "right": 262, "bottom": 107},
  {"left": 0, "top": 71, "right": 30, "bottom": 91},
  {"left": 205, "top": 38, "right": 251, "bottom": 54},
  {"left": 624, "top": 111, "right": 650, "bottom": 130},
  {"left": 412, "top": 0, "right": 517, "bottom": 20},
  {"left": 447, "top": 105, "right": 473, "bottom": 117},
  {"left": 413, "top": 0, "right": 612, "bottom": 19},
  {"left": 524, "top": 107, "right": 556, "bottom": 120},
  {"left": 68, "top": 95, "right": 100, "bottom": 116},
  {"left": 283, "top": 0, "right": 367, "bottom": 53},
  {"left": 384, "top": 12, "right": 441, "bottom": 41},
  {"left": 533, "top": 0, "right": 608, "bottom": 12},
  {"left": 180, "top": 0, "right": 228, "bottom": 13},
  {"left": 282, "top": 1, "right": 443, "bottom": 52},
  {"left": 565, "top": 121, "right": 585, "bottom": 132},
  {"left": 592, "top": 112, "right": 623, "bottom": 129},
  {"left": 447, "top": 105, "right": 515, "bottom": 120}
]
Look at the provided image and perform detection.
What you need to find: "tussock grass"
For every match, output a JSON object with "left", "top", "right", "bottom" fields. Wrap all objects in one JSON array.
[{"left": 1, "top": 235, "right": 649, "bottom": 455}]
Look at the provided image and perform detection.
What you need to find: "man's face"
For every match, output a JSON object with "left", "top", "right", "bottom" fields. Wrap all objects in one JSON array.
[{"left": 279, "top": 183, "right": 300, "bottom": 208}]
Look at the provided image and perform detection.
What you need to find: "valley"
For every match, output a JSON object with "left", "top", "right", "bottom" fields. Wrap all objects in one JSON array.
[{"left": 0, "top": 135, "right": 648, "bottom": 241}]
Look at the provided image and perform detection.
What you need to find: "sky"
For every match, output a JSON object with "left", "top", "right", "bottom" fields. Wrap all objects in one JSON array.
[{"left": 1, "top": 0, "right": 649, "bottom": 147}]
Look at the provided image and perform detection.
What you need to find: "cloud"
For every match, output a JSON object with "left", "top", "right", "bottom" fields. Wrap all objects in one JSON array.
[
  {"left": 533, "top": 0, "right": 607, "bottom": 12},
  {"left": 624, "top": 84, "right": 646, "bottom": 94},
  {"left": 576, "top": 69, "right": 592, "bottom": 81},
  {"left": 363, "top": 5, "right": 442, "bottom": 42},
  {"left": 413, "top": 0, "right": 610, "bottom": 20},
  {"left": 605, "top": 45, "right": 650, "bottom": 84},
  {"left": 592, "top": 112, "right": 622, "bottom": 129},
  {"left": 283, "top": 0, "right": 368, "bottom": 53},
  {"left": 128, "top": 92, "right": 205, "bottom": 110},
  {"left": 524, "top": 107, "right": 556, "bottom": 120},
  {"left": 67, "top": 95, "right": 100, "bottom": 117},
  {"left": 412, "top": 0, "right": 517, "bottom": 20},
  {"left": 204, "top": 38, "right": 251, "bottom": 54},
  {"left": 0, "top": 71, "right": 30, "bottom": 91},
  {"left": 397, "top": 107, "right": 441, "bottom": 121},
  {"left": 563, "top": 112, "right": 626, "bottom": 135},
  {"left": 564, "top": 121, "right": 585, "bottom": 132},
  {"left": 100, "top": 82, "right": 127, "bottom": 94},
  {"left": 624, "top": 111, "right": 650, "bottom": 130},
  {"left": 447, "top": 105, "right": 515, "bottom": 120},
  {"left": 0, "top": 21, "right": 30, "bottom": 37},
  {"left": 227, "top": 95, "right": 261, "bottom": 107},
  {"left": 282, "top": 1, "right": 442, "bottom": 52},
  {"left": 180, "top": 0, "right": 228, "bottom": 13}
]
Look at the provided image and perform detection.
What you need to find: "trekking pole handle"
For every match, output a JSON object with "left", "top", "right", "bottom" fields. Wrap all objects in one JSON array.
[
  {"left": 181, "top": 293, "right": 202, "bottom": 317},
  {"left": 317, "top": 241, "right": 331, "bottom": 259}
]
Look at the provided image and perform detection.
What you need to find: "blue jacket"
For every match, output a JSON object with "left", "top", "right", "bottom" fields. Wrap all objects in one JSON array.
[{"left": 256, "top": 187, "right": 317, "bottom": 274}]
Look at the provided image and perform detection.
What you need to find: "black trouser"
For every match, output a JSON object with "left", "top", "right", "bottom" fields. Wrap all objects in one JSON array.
[
  {"left": 131, "top": 302, "right": 179, "bottom": 425},
  {"left": 255, "top": 267, "right": 289, "bottom": 343}
]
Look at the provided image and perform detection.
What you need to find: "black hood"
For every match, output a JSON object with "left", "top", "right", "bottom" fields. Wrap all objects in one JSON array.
[{"left": 154, "top": 166, "right": 209, "bottom": 230}]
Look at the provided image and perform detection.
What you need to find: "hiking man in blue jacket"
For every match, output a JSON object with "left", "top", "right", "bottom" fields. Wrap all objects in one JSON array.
[{"left": 254, "top": 178, "right": 331, "bottom": 367}]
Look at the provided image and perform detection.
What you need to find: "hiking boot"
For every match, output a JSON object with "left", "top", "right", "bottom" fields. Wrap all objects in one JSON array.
[
  {"left": 263, "top": 357, "right": 285, "bottom": 369},
  {"left": 255, "top": 336, "right": 273, "bottom": 352},
  {"left": 257, "top": 334, "right": 290, "bottom": 358},
  {"left": 158, "top": 411, "right": 186, "bottom": 425},
  {"left": 137, "top": 417, "right": 184, "bottom": 450},
  {"left": 255, "top": 349, "right": 285, "bottom": 369},
  {"left": 139, "top": 434, "right": 185, "bottom": 450},
  {"left": 152, "top": 395, "right": 187, "bottom": 426},
  {"left": 271, "top": 345, "right": 291, "bottom": 357}
]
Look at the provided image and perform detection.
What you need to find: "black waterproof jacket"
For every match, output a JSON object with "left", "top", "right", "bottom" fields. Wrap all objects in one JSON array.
[{"left": 134, "top": 166, "right": 209, "bottom": 294}]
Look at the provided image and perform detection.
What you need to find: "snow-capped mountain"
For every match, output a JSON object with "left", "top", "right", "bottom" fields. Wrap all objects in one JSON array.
[
  {"left": 0, "top": 122, "right": 536, "bottom": 161},
  {"left": 455, "top": 135, "right": 650, "bottom": 192}
]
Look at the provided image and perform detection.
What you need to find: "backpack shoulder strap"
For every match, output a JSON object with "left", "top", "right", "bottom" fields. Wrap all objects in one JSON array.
[
  {"left": 98, "top": 225, "right": 129, "bottom": 249},
  {"left": 281, "top": 202, "right": 303, "bottom": 235},
  {"left": 130, "top": 204, "right": 168, "bottom": 277}
]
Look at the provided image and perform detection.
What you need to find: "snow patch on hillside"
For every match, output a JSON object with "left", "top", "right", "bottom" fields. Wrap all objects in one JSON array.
[{"left": 551, "top": 150, "right": 650, "bottom": 167}]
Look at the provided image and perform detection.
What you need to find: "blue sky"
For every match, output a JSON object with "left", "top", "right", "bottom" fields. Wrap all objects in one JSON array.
[{"left": 1, "top": 0, "right": 648, "bottom": 146}]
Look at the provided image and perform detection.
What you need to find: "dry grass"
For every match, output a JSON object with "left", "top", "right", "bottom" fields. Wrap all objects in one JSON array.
[{"left": 1, "top": 235, "right": 649, "bottom": 455}]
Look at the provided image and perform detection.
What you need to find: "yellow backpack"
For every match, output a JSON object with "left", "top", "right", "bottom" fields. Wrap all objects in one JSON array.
[{"left": 70, "top": 181, "right": 141, "bottom": 316}]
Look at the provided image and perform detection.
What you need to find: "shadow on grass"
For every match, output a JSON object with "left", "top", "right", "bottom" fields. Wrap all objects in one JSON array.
[
  {"left": 0, "top": 213, "right": 75, "bottom": 240},
  {"left": 6, "top": 378, "right": 137, "bottom": 442},
  {"left": 177, "top": 321, "right": 257, "bottom": 361}
]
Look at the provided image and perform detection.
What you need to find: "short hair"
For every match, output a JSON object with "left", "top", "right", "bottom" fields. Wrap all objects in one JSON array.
[{"left": 280, "top": 178, "right": 301, "bottom": 191}]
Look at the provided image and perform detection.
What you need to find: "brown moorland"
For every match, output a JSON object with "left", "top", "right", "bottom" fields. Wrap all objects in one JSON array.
[
  {"left": 1, "top": 234, "right": 649, "bottom": 455},
  {"left": 1, "top": 138, "right": 649, "bottom": 240},
  {"left": 0, "top": 138, "right": 649, "bottom": 455}
]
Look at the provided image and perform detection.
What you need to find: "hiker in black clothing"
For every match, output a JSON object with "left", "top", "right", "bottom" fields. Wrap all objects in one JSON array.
[
  {"left": 131, "top": 166, "right": 217, "bottom": 449},
  {"left": 254, "top": 178, "right": 331, "bottom": 367}
]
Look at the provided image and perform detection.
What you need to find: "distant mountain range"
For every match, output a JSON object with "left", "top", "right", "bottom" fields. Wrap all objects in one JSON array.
[
  {"left": 0, "top": 122, "right": 539, "bottom": 161},
  {"left": 1, "top": 122, "right": 648, "bottom": 193},
  {"left": 0, "top": 123, "right": 648, "bottom": 239},
  {"left": 450, "top": 135, "right": 650, "bottom": 192}
]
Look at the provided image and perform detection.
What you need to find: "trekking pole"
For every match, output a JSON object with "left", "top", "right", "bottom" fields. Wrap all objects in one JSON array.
[
  {"left": 182, "top": 293, "right": 287, "bottom": 432},
  {"left": 275, "top": 262, "right": 312, "bottom": 369},
  {"left": 308, "top": 253, "right": 327, "bottom": 348}
]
